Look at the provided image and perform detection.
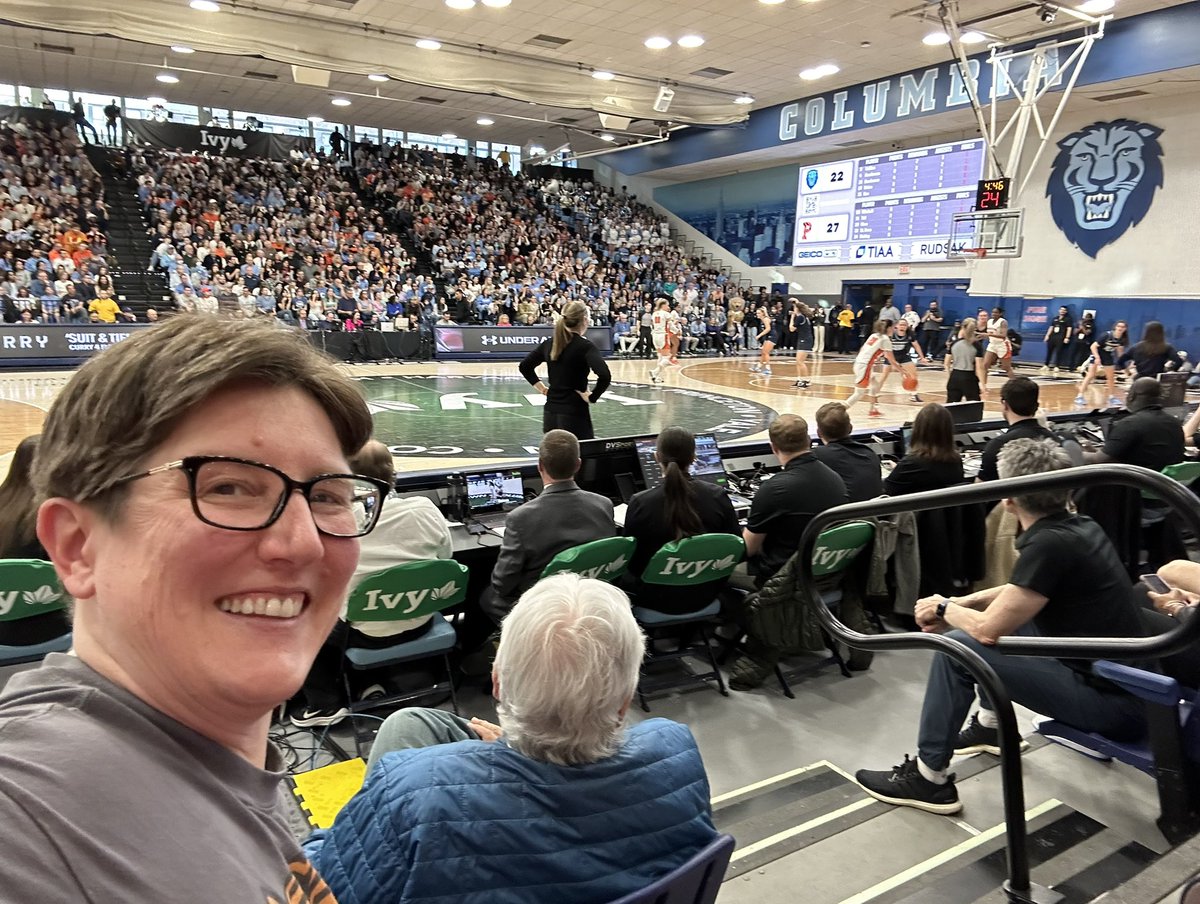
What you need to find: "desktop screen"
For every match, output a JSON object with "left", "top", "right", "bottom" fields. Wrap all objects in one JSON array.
[
  {"left": 465, "top": 471, "right": 524, "bottom": 511},
  {"left": 636, "top": 433, "right": 728, "bottom": 490}
]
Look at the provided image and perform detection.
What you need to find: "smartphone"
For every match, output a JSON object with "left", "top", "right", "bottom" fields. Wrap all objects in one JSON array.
[{"left": 1140, "top": 573, "right": 1171, "bottom": 594}]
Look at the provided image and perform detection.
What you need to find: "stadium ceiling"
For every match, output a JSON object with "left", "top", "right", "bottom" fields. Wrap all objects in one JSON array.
[{"left": 0, "top": 0, "right": 1189, "bottom": 161}]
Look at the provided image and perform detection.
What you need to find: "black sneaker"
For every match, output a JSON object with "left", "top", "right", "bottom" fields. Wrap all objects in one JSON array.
[
  {"left": 289, "top": 706, "right": 350, "bottom": 728},
  {"left": 954, "top": 713, "right": 1030, "bottom": 756},
  {"left": 855, "top": 755, "right": 962, "bottom": 814}
]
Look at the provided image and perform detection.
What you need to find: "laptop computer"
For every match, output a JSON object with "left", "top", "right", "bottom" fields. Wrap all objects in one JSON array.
[
  {"left": 464, "top": 470, "right": 524, "bottom": 526},
  {"left": 635, "top": 434, "right": 752, "bottom": 510}
]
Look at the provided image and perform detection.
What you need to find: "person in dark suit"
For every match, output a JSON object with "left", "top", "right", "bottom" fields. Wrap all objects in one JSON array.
[
  {"left": 885, "top": 403, "right": 965, "bottom": 496},
  {"left": 811, "top": 402, "right": 883, "bottom": 503},
  {"left": 520, "top": 301, "right": 611, "bottom": 441},
  {"left": 479, "top": 430, "right": 616, "bottom": 624},
  {"left": 621, "top": 427, "right": 740, "bottom": 614}
]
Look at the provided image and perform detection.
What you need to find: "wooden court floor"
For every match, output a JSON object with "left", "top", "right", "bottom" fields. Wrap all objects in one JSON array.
[{"left": 0, "top": 351, "right": 1105, "bottom": 478}]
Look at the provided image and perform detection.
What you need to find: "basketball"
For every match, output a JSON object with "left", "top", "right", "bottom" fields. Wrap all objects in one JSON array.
[{"left": 902, "top": 374, "right": 919, "bottom": 392}]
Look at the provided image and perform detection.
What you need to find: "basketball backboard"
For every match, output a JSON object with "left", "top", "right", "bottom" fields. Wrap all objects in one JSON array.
[{"left": 947, "top": 208, "right": 1025, "bottom": 260}]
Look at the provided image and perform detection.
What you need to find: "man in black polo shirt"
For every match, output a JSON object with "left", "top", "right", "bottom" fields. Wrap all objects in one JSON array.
[
  {"left": 856, "top": 438, "right": 1145, "bottom": 814},
  {"left": 811, "top": 402, "right": 883, "bottom": 503},
  {"left": 1083, "top": 377, "right": 1185, "bottom": 472},
  {"left": 743, "top": 414, "right": 848, "bottom": 587},
  {"left": 976, "top": 376, "right": 1055, "bottom": 482}
]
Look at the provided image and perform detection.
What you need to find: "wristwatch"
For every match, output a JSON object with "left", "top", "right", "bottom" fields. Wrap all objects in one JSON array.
[{"left": 936, "top": 599, "right": 949, "bottom": 620}]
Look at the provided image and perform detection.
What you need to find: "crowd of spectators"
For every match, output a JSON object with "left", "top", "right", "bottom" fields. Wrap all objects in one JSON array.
[
  {"left": 0, "top": 121, "right": 120, "bottom": 325},
  {"left": 134, "top": 148, "right": 438, "bottom": 330}
]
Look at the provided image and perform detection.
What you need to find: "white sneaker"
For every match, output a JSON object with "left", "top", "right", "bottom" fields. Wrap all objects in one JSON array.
[
  {"left": 1039, "top": 366, "right": 1050, "bottom": 375},
  {"left": 749, "top": 364, "right": 761, "bottom": 373},
  {"left": 1074, "top": 394, "right": 1085, "bottom": 405},
  {"left": 762, "top": 367, "right": 772, "bottom": 376},
  {"left": 1052, "top": 367, "right": 1060, "bottom": 376}
]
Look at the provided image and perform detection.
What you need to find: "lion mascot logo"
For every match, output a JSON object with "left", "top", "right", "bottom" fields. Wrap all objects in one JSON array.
[{"left": 1046, "top": 119, "right": 1165, "bottom": 259}]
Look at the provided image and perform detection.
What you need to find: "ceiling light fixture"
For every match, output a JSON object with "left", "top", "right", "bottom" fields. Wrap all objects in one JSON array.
[
  {"left": 961, "top": 30, "right": 988, "bottom": 44},
  {"left": 922, "top": 30, "right": 952, "bottom": 45},
  {"left": 170, "top": 44, "right": 194, "bottom": 54},
  {"left": 644, "top": 36, "right": 672, "bottom": 50},
  {"left": 733, "top": 94, "right": 755, "bottom": 105},
  {"left": 368, "top": 73, "right": 389, "bottom": 82},
  {"left": 416, "top": 39, "right": 442, "bottom": 50},
  {"left": 481, "top": 0, "right": 512, "bottom": 6},
  {"left": 156, "top": 73, "right": 180, "bottom": 84},
  {"left": 441, "top": 132, "right": 458, "bottom": 139},
  {"left": 677, "top": 34, "right": 705, "bottom": 48},
  {"left": 1077, "top": 0, "right": 1115, "bottom": 11},
  {"left": 799, "top": 63, "right": 839, "bottom": 80},
  {"left": 445, "top": 0, "right": 475, "bottom": 8},
  {"left": 147, "top": 96, "right": 168, "bottom": 105},
  {"left": 476, "top": 117, "right": 494, "bottom": 126},
  {"left": 331, "top": 97, "right": 352, "bottom": 106},
  {"left": 599, "top": 133, "right": 615, "bottom": 142},
  {"left": 307, "top": 115, "right": 325, "bottom": 123},
  {"left": 189, "top": 0, "right": 220, "bottom": 10},
  {"left": 758, "top": 0, "right": 786, "bottom": 4},
  {"left": 591, "top": 70, "right": 616, "bottom": 81}
]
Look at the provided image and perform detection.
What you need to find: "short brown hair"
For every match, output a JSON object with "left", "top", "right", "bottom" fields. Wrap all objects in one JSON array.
[
  {"left": 349, "top": 439, "right": 395, "bottom": 487},
  {"left": 815, "top": 403, "right": 851, "bottom": 442},
  {"left": 768, "top": 414, "right": 811, "bottom": 455},
  {"left": 539, "top": 429, "right": 580, "bottom": 481},
  {"left": 34, "top": 316, "right": 372, "bottom": 517}
]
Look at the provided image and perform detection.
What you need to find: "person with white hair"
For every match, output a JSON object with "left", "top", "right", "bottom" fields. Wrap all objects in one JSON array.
[{"left": 305, "top": 573, "right": 716, "bottom": 904}]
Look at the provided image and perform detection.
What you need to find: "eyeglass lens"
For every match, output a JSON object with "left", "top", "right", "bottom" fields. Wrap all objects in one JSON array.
[{"left": 192, "top": 460, "right": 379, "bottom": 536}]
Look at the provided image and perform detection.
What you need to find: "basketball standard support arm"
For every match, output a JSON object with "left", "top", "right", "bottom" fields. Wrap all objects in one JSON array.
[
  {"left": 797, "top": 463, "right": 1200, "bottom": 904},
  {"left": 936, "top": 1, "right": 1111, "bottom": 204}
]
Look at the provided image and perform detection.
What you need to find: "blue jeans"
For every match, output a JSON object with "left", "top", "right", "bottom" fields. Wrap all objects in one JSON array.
[
  {"left": 366, "top": 708, "right": 480, "bottom": 774},
  {"left": 917, "top": 628, "right": 1145, "bottom": 771}
]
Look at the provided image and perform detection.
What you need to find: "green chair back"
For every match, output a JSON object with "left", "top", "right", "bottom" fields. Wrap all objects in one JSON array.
[
  {"left": 811, "top": 521, "right": 875, "bottom": 578},
  {"left": 0, "top": 559, "right": 68, "bottom": 622},
  {"left": 1164, "top": 461, "right": 1200, "bottom": 489},
  {"left": 540, "top": 536, "right": 636, "bottom": 583},
  {"left": 345, "top": 559, "right": 469, "bottom": 622},
  {"left": 642, "top": 533, "right": 745, "bottom": 587}
]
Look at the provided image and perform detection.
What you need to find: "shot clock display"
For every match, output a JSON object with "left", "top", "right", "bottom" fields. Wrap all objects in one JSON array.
[
  {"left": 792, "top": 138, "right": 987, "bottom": 267},
  {"left": 975, "top": 177, "right": 1012, "bottom": 211}
]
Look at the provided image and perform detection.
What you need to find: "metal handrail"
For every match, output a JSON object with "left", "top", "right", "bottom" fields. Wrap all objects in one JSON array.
[{"left": 796, "top": 463, "right": 1200, "bottom": 904}]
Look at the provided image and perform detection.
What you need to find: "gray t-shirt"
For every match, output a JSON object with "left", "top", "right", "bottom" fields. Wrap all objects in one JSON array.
[
  {"left": 0, "top": 654, "right": 333, "bottom": 903},
  {"left": 949, "top": 337, "right": 980, "bottom": 372}
]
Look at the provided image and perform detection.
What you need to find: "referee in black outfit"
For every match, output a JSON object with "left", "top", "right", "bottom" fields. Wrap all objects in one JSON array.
[{"left": 519, "top": 301, "right": 611, "bottom": 440}]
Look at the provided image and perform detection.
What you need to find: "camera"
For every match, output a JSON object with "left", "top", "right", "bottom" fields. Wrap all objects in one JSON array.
[{"left": 1038, "top": 4, "right": 1057, "bottom": 23}]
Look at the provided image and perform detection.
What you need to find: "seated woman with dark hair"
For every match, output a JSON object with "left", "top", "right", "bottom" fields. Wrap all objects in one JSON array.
[
  {"left": 0, "top": 435, "right": 71, "bottom": 644},
  {"left": 621, "top": 426, "right": 739, "bottom": 614},
  {"left": 884, "top": 403, "right": 965, "bottom": 496}
]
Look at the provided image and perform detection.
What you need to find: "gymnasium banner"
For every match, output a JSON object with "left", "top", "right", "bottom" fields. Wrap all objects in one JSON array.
[
  {"left": 434, "top": 325, "right": 613, "bottom": 359},
  {"left": 0, "top": 324, "right": 148, "bottom": 365},
  {"left": 0, "top": 105, "right": 74, "bottom": 129},
  {"left": 122, "top": 118, "right": 312, "bottom": 160}
]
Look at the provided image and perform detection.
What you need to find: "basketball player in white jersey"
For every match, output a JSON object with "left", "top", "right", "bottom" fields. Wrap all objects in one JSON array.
[
  {"left": 845, "top": 320, "right": 901, "bottom": 418},
  {"left": 648, "top": 299, "right": 675, "bottom": 383},
  {"left": 981, "top": 305, "right": 1015, "bottom": 396}
]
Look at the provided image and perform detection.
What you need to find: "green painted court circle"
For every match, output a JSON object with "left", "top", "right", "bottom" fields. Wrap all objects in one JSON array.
[{"left": 355, "top": 375, "right": 777, "bottom": 459}]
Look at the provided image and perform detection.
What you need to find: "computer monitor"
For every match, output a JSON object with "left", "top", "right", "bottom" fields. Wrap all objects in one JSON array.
[
  {"left": 945, "top": 400, "right": 985, "bottom": 425},
  {"left": 635, "top": 432, "right": 730, "bottom": 490},
  {"left": 465, "top": 470, "right": 524, "bottom": 512},
  {"left": 1159, "top": 372, "right": 1188, "bottom": 417},
  {"left": 578, "top": 434, "right": 656, "bottom": 503}
]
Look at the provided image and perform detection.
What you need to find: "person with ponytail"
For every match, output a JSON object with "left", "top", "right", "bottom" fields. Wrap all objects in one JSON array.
[
  {"left": 519, "top": 300, "right": 611, "bottom": 440},
  {"left": 620, "top": 426, "right": 740, "bottom": 614}
]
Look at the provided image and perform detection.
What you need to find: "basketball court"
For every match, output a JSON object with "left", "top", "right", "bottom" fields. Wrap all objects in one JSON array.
[{"left": 0, "top": 351, "right": 1113, "bottom": 476}]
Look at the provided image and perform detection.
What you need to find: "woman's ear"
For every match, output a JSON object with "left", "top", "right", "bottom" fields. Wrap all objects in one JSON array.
[{"left": 37, "top": 498, "right": 99, "bottom": 602}]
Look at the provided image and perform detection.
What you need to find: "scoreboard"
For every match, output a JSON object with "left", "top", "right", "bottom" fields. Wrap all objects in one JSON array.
[{"left": 792, "top": 138, "right": 986, "bottom": 267}]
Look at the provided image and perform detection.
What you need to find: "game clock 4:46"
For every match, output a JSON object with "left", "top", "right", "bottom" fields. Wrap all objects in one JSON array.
[{"left": 975, "top": 177, "right": 1011, "bottom": 211}]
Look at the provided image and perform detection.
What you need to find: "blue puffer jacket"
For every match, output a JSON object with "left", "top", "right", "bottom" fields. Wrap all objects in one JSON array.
[{"left": 304, "top": 718, "right": 716, "bottom": 904}]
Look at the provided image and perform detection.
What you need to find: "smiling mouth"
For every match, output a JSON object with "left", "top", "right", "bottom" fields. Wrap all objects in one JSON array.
[{"left": 216, "top": 594, "right": 305, "bottom": 618}]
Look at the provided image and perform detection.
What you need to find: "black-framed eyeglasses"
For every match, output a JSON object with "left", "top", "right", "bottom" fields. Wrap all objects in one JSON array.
[{"left": 109, "top": 456, "right": 389, "bottom": 538}]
